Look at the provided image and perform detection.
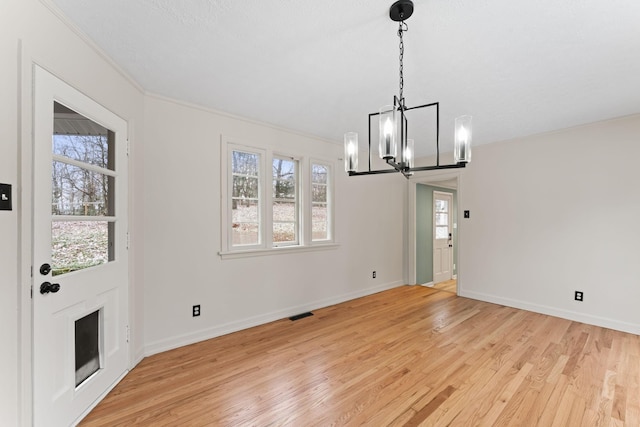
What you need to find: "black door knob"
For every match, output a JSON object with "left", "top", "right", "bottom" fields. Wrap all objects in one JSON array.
[
  {"left": 40, "top": 282, "right": 61, "bottom": 294},
  {"left": 40, "top": 263, "right": 52, "bottom": 275}
]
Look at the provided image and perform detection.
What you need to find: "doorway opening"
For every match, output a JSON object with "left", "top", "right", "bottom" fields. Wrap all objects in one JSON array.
[{"left": 410, "top": 174, "right": 459, "bottom": 295}]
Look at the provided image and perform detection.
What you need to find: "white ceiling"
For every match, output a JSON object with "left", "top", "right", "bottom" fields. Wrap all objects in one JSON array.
[{"left": 48, "top": 0, "right": 640, "bottom": 157}]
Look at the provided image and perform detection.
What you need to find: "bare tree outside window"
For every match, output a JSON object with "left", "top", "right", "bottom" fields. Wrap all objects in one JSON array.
[
  {"left": 51, "top": 132, "right": 113, "bottom": 275},
  {"left": 312, "top": 163, "right": 329, "bottom": 241},
  {"left": 272, "top": 157, "right": 297, "bottom": 244},
  {"left": 52, "top": 135, "right": 111, "bottom": 216},
  {"left": 231, "top": 150, "right": 261, "bottom": 246}
]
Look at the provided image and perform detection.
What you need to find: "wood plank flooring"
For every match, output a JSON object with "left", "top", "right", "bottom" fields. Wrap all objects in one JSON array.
[
  {"left": 432, "top": 279, "right": 457, "bottom": 294},
  {"left": 81, "top": 286, "right": 640, "bottom": 426}
]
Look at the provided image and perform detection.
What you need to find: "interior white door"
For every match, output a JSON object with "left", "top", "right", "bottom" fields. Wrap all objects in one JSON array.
[
  {"left": 33, "top": 66, "right": 129, "bottom": 426},
  {"left": 433, "top": 192, "right": 453, "bottom": 284}
]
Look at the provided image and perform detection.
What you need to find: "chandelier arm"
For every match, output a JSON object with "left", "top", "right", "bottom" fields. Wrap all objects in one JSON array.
[{"left": 347, "top": 162, "right": 467, "bottom": 178}]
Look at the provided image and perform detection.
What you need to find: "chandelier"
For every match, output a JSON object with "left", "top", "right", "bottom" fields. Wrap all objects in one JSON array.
[{"left": 344, "top": 0, "right": 472, "bottom": 178}]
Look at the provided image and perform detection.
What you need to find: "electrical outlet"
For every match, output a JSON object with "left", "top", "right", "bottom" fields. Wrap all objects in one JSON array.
[
  {"left": 192, "top": 305, "right": 201, "bottom": 316},
  {"left": 574, "top": 291, "right": 583, "bottom": 302},
  {"left": 372, "top": 271, "right": 376, "bottom": 279}
]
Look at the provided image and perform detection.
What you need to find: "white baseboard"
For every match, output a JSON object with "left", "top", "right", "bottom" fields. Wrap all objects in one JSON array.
[
  {"left": 420, "top": 282, "right": 434, "bottom": 287},
  {"left": 459, "top": 289, "right": 640, "bottom": 335},
  {"left": 144, "top": 281, "right": 404, "bottom": 357}
]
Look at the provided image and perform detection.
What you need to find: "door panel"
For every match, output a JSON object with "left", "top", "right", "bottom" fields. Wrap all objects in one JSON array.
[
  {"left": 33, "top": 66, "right": 129, "bottom": 426},
  {"left": 433, "top": 192, "right": 453, "bottom": 284}
]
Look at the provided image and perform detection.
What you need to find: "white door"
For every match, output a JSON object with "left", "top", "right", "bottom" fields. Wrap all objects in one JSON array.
[
  {"left": 33, "top": 66, "right": 129, "bottom": 426},
  {"left": 433, "top": 192, "right": 453, "bottom": 284}
]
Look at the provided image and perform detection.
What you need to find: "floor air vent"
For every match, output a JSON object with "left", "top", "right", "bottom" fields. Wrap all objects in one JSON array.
[{"left": 289, "top": 312, "right": 313, "bottom": 321}]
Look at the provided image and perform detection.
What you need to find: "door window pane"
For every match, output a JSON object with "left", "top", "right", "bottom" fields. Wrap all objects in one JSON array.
[
  {"left": 435, "top": 199, "right": 448, "bottom": 212},
  {"left": 53, "top": 102, "right": 113, "bottom": 170},
  {"left": 436, "top": 226, "right": 449, "bottom": 239},
  {"left": 435, "top": 213, "right": 448, "bottom": 226},
  {"left": 52, "top": 221, "right": 112, "bottom": 276},
  {"left": 52, "top": 161, "right": 112, "bottom": 216},
  {"left": 52, "top": 104, "right": 116, "bottom": 275},
  {"left": 53, "top": 134, "right": 111, "bottom": 170}
]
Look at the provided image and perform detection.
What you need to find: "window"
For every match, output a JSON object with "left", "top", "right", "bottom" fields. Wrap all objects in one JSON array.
[
  {"left": 222, "top": 141, "right": 335, "bottom": 256},
  {"left": 231, "top": 149, "right": 261, "bottom": 247},
  {"left": 311, "top": 162, "right": 331, "bottom": 241},
  {"left": 435, "top": 198, "right": 449, "bottom": 239},
  {"left": 272, "top": 156, "right": 298, "bottom": 246}
]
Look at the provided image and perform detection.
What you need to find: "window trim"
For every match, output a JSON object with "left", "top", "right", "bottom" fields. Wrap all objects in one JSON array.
[
  {"left": 271, "top": 154, "right": 300, "bottom": 247},
  {"left": 223, "top": 143, "right": 267, "bottom": 251},
  {"left": 310, "top": 159, "right": 334, "bottom": 244},
  {"left": 220, "top": 138, "right": 336, "bottom": 257}
]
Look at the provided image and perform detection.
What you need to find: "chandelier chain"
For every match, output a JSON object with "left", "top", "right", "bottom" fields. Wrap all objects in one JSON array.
[
  {"left": 398, "top": 21, "right": 405, "bottom": 106},
  {"left": 397, "top": 21, "right": 408, "bottom": 107}
]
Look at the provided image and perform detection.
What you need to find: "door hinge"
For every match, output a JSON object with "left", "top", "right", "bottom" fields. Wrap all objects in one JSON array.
[
  {"left": 126, "top": 232, "right": 130, "bottom": 250},
  {"left": 126, "top": 139, "right": 130, "bottom": 156},
  {"left": 126, "top": 325, "right": 130, "bottom": 343}
]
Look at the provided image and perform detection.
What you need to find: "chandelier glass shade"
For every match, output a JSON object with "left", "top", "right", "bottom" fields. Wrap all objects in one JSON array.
[{"left": 344, "top": 0, "right": 472, "bottom": 179}]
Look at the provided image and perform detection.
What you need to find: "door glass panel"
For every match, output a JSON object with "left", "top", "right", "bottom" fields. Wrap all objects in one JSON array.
[
  {"left": 52, "top": 161, "right": 112, "bottom": 216},
  {"left": 435, "top": 199, "right": 448, "bottom": 212},
  {"left": 53, "top": 135, "right": 111, "bottom": 170},
  {"left": 75, "top": 310, "right": 101, "bottom": 387},
  {"left": 52, "top": 103, "right": 116, "bottom": 276},
  {"left": 51, "top": 221, "right": 112, "bottom": 276},
  {"left": 435, "top": 213, "right": 448, "bottom": 226},
  {"left": 436, "top": 226, "right": 449, "bottom": 239}
]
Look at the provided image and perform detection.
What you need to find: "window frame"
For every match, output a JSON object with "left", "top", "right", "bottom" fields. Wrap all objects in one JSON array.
[
  {"left": 220, "top": 139, "right": 336, "bottom": 258},
  {"left": 310, "top": 160, "right": 333, "bottom": 244},
  {"left": 271, "top": 154, "right": 300, "bottom": 247},
  {"left": 225, "top": 143, "right": 266, "bottom": 251}
]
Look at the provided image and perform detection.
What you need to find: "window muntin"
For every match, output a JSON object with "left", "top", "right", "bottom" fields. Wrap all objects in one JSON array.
[
  {"left": 231, "top": 150, "right": 261, "bottom": 247},
  {"left": 272, "top": 157, "right": 298, "bottom": 246},
  {"left": 311, "top": 163, "right": 330, "bottom": 241}
]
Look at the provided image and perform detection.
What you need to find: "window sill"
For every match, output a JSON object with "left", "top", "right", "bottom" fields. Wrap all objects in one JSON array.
[{"left": 218, "top": 243, "right": 339, "bottom": 260}]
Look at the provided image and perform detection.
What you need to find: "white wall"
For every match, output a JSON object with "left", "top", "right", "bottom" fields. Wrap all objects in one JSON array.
[
  {"left": 142, "top": 96, "right": 406, "bottom": 354},
  {"left": 1, "top": 0, "right": 145, "bottom": 423},
  {"left": 459, "top": 114, "right": 640, "bottom": 333}
]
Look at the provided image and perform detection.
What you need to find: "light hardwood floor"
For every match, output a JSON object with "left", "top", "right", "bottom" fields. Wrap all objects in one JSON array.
[
  {"left": 81, "top": 286, "right": 640, "bottom": 426},
  {"left": 433, "top": 279, "right": 457, "bottom": 294}
]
